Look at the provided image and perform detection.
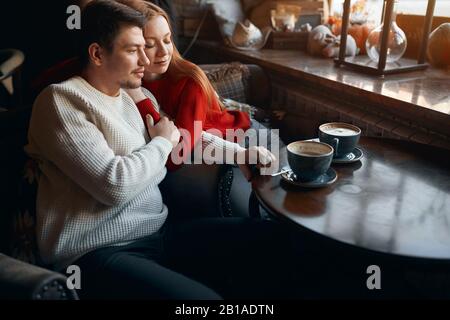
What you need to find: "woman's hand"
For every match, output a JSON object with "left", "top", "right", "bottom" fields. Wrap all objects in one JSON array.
[{"left": 236, "top": 146, "right": 277, "bottom": 181}]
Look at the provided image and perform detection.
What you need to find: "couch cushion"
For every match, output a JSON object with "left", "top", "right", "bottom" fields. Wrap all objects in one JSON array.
[
  {"left": 221, "top": 97, "right": 258, "bottom": 119},
  {"left": 203, "top": 62, "right": 250, "bottom": 103}
]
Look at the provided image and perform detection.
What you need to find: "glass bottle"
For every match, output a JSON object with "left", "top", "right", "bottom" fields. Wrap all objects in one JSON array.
[{"left": 365, "top": 0, "right": 407, "bottom": 63}]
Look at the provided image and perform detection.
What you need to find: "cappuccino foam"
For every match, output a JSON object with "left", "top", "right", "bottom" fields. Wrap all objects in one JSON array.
[
  {"left": 289, "top": 142, "right": 332, "bottom": 156},
  {"left": 322, "top": 127, "right": 358, "bottom": 136}
]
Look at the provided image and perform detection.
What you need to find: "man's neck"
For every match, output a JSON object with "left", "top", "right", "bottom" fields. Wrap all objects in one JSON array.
[{"left": 81, "top": 66, "right": 121, "bottom": 97}]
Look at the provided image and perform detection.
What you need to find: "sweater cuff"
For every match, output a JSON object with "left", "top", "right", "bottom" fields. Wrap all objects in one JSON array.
[
  {"left": 149, "top": 136, "right": 173, "bottom": 156},
  {"left": 136, "top": 98, "right": 161, "bottom": 125}
]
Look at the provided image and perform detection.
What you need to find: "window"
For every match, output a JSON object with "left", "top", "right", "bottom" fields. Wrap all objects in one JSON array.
[
  {"left": 331, "top": 0, "right": 450, "bottom": 20},
  {"left": 396, "top": 0, "right": 450, "bottom": 16}
]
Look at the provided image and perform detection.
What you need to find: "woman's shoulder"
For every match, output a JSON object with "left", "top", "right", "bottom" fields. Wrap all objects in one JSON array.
[
  {"left": 168, "top": 75, "right": 199, "bottom": 89},
  {"left": 178, "top": 77, "right": 207, "bottom": 101}
]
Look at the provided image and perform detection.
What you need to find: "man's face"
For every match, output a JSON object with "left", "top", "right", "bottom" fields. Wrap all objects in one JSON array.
[{"left": 102, "top": 26, "right": 150, "bottom": 89}]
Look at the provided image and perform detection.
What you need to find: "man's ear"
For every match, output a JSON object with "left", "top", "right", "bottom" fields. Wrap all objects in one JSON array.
[{"left": 88, "top": 43, "right": 104, "bottom": 67}]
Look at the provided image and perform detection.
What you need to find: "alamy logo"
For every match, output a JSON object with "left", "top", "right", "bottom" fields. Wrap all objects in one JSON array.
[
  {"left": 66, "top": 5, "right": 81, "bottom": 30},
  {"left": 66, "top": 265, "right": 81, "bottom": 290},
  {"left": 366, "top": 265, "right": 381, "bottom": 290}
]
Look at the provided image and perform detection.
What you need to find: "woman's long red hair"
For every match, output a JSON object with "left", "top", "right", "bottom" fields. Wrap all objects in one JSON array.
[{"left": 117, "top": 0, "right": 221, "bottom": 109}]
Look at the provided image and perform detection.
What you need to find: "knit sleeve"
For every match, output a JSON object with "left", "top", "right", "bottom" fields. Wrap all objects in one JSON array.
[
  {"left": 27, "top": 86, "right": 174, "bottom": 206},
  {"left": 150, "top": 80, "right": 205, "bottom": 170},
  {"left": 141, "top": 87, "right": 160, "bottom": 112},
  {"left": 200, "top": 131, "right": 246, "bottom": 164},
  {"left": 135, "top": 87, "right": 169, "bottom": 127},
  {"left": 135, "top": 98, "right": 161, "bottom": 126}
]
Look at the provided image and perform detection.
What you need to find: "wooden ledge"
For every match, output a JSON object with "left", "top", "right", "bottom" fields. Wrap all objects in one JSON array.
[{"left": 193, "top": 41, "right": 450, "bottom": 136}]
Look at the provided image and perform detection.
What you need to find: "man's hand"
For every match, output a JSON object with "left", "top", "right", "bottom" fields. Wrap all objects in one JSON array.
[
  {"left": 146, "top": 115, "right": 180, "bottom": 148},
  {"left": 236, "top": 146, "right": 278, "bottom": 181},
  {"left": 124, "top": 87, "right": 147, "bottom": 103}
]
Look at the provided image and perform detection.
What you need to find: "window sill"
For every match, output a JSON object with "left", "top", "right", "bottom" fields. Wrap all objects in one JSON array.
[{"left": 193, "top": 40, "right": 450, "bottom": 140}]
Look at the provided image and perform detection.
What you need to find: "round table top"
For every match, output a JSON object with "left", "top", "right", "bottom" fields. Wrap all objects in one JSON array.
[{"left": 252, "top": 137, "right": 450, "bottom": 260}]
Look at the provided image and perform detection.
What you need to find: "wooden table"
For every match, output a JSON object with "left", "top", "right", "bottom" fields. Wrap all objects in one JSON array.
[{"left": 250, "top": 137, "right": 450, "bottom": 261}]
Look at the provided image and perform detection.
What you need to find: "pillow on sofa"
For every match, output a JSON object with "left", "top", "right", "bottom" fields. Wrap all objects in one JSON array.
[
  {"left": 221, "top": 97, "right": 257, "bottom": 119},
  {"left": 204, "top": 62, "right": 250, "bottom": 103}
]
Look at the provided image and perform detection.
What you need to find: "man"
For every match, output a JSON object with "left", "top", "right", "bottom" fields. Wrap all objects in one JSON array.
[{"left": 26, "top": 0, "right": 293, "bottom": 299}]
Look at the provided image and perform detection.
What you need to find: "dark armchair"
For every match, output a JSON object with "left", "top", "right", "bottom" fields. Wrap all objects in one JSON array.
[
  {"left": 0, "top": 106, "right": 79, "bottom": 300},
  {"left": 0, "top": 48, "right": 25, "bottom": 110}
]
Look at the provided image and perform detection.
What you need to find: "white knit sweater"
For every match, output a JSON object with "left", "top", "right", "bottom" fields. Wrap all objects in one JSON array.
[{"left": 25, "top": 76, "right": 244, "bottom": 270}]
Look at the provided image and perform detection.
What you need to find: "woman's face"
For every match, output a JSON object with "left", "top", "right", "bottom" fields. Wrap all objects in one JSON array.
[{"left": 143, "top": 15, "right": 174, "bottom": 80}]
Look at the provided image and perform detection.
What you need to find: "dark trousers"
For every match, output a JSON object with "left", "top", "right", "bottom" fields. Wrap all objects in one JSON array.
[{"left": 73, "top": 217, "right": 296, "bottom": 300}]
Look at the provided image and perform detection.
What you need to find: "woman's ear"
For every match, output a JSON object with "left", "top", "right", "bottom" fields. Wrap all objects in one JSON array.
[{"left": 88, "top": 43, "right": 103, "bottom": 67}]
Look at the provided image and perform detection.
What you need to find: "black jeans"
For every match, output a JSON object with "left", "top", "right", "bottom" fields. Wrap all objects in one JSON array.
[{"left": 73, "top": 217, "right": 295, "bottom": 300}]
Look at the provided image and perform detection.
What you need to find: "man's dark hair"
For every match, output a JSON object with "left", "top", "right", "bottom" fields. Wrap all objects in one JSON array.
[{"left": 78, "top": 0, "right": 147, "bottom": 66}]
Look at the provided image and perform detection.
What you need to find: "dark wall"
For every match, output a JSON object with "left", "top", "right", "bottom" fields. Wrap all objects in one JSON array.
[
  {"left": 0, "top": 0, "right": 178, "bottom": 103},
  {"left": 1, "top": 1, "right": 81, "bottom": 102},
  {"left": 150, "top": 0, "right": 178, "bottom": 46}
]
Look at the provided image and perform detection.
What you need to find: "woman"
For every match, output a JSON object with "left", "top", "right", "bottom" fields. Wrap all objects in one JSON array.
[
  {"left": 122, "top": 0, "right": 252, "bottom": 170},
  {"left": 121, "top": 0, "right": 283, "bottom": 179}
]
